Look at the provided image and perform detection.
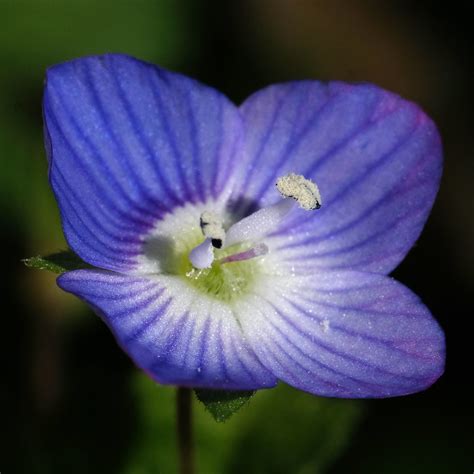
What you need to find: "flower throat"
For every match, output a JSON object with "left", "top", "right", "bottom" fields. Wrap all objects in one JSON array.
[{"left": 179, "top": 173, "right": 321, "bottom": 302}]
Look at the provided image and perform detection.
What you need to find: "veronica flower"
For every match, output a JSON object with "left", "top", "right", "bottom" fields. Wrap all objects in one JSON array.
[{"left": 44, "top": 54, "right": 444, "bottom": 398}]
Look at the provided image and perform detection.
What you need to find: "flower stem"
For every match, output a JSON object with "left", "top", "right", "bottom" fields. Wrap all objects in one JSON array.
[{"left": 176, "top": 387, "right": 194, "bottom": 474}]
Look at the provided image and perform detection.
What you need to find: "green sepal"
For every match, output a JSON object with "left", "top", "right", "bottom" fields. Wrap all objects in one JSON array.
[
  {"left": 194, "top": 389, "right": 255, "bottom": 422},
  {"left": 23, "top": 250, "right": 92, "bottom": 274}
]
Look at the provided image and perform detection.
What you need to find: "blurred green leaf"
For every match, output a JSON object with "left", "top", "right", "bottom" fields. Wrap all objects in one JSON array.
[
  {"left": 194, "top": 389, "right": 254, "bottom": 422},
  {"left": 125, "top": 376, "right": 364, "bottom": 474},
  {"left": 217, "top": 385, "right": 364, "bottom": 474},
  {"left": 0, "top": 0, "right": 192, "bottom": 88},
  {"left": 23, "top": 250, "right": 91, "bottom": 274},
  {"left": 123, "top": 379, "right": 178, "bottom": 474}
]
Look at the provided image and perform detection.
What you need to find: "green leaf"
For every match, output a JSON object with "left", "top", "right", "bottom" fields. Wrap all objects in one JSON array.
[
  {"left": 194, "top": 389, "right": 255, "bottom": 422},
  {"left": 23, "top": 250, "right": 91, "bottom": 274}
]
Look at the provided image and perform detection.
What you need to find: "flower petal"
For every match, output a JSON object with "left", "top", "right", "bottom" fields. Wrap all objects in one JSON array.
[
  {"left": 57, "top": 269, "right": 277, "bottom": 390},
  {"left": 236, "top": 270, "right": 445, "bottom": 398},
  {"left": 234, "top": 82, "right": 442, "bottom": 273},
  {"left": 44, "top": 54, "right": 243, "bottom": 272}
]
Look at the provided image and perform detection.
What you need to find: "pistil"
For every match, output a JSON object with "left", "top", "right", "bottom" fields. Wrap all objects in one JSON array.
[{"left": 217, "top": 243, "right": 269, "bottom": 264}]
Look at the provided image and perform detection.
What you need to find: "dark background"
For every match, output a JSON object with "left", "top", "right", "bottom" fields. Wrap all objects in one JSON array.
[{"left": 1, "top": 1, "right": 473, "bottom": 473}]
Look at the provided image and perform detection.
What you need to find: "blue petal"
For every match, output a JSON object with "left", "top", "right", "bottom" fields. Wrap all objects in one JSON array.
[
  {"left": 234, "top": 82, "right": 442, "bottom": 274},
  {"left": 44, "top": 54, "right": 243, "bottom": 272},
  {"left": 237, "top": 271, "right": 445, "bottom": 398},
  {"left": 57, "top": 269, "right": 277, "bottom": 390}
]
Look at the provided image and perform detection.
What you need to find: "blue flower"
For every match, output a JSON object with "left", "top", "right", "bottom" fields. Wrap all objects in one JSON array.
[{"left": 44, "top": 54, "right": 445, "bottom": 397}]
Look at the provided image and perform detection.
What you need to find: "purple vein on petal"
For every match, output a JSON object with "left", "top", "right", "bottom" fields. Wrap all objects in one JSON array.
[
  {"left": 243, "top": 84, "right": 340, "bottom": 210},
  {"left": 263, "top": 296, "right": 422, "bottom": 387},
  {"left": 308, "top": 109, "right": 416, "bottom": 208},
  {"left": 273, "top": 105, "right": 416, "bottom": 238},
  {"left": 244, "top": 292, "right": 364, "bottom": 392},
  {"left": 57, "top": 218, "right": 136, "bottom": 268},
  {"left": 45, "top": 96, "right": 161, "bottom": 226},
  {"left": 285, "top": 187, "right": 429, "bottom": 261},
  {"left": 185, "top": 85, "right": 205, "bottom": 203},
  {"left": 124, "top": 297, "right": 172, "bottom": 342},
  {"left": 52, "top": 163, "right": 147, "bottom": 235},
  {"left": 72, "top": 282, "right": 157, "bottom": 302},
  {"left": 105, "top": 60, "right": 183, "bottom": 208},
  {"left": 205, "top": 91, "right": 235, "bottom": 202},
  {"left": 266, "top": 315, "right": 408, "bottom": 392},
  {"left": 147, "top": 72, "right": 194, "bottom": 205},
  {"left": 216, "top": 318, "right": 230, "bottom": 383},
  {"left": 305, "top": 201, "right": 429, "bottom": 260},
  {"left": 210, "top": 97, "right": 225, "bottom": 198},
  {"left": 311, "top": 121, "right": 436, "bottom": 220},
  {"left": 171, "top": 314, "right": 198, "bottom": 369},
  {"left": 276, "top": 170, "right": 435, "bottom": 258},
  {"left": 233, "top": 83, "right": 302, "bottom": 216},
  {"left": 79, "top": 63, "right": 171, "bottom": 214},
  {"left": 160, "top": 313, "right": 191, "bottom": 361},
  {"left": 113, "top": 293, "right": 166, "bottom": 321},
  {"left": 304, "top": 102, "right": 405, "bottom": 180},
  {"left": 281, "top": 185, "right": 431, "bottom": 270},
  {"left": 259, "top": 333, "right": 348, "bottom": 393},
  {"left": 51, "top": 170, "right": 143, "bottom": 247},
  {"left": 194, "top": 317, "right": 212, "bottom": 374},
  {"left": 228, "top": 327, "right": 260, "bottom": 384},
  {"left": 282, "top": 296, "right": 439, "bottom": 364},
  {"left": 51, "top": 175, "right": 139, "bottom": 258},
  {"left": 56, "top": 196, "right": 138, "bottom": 266}
]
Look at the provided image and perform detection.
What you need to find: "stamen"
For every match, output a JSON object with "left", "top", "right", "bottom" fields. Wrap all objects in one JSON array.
[
  {"left": 189, "top": 238, "right": 214, "bottom": 269},
  {"left": 200, "top": 211, "right": 225, "bottom": 248},
  {"left": 188, "top": 174, "right": 320, "bottom": 269},
  {"left": 224, "top": 198, "right": 294, "bottom": 248},
  {"left": 224, "top": 173, "right": 321, "bottom": 248}
]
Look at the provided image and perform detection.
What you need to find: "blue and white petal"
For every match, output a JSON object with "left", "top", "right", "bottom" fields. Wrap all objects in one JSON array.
[
  {"left": 236, "top": 270, "right": 445, "bottom": 398},
  {"left": 44, "top": 54, "right": 243, "bottom": 272},
  {"left": 57, "top": 269, "right": 277, "bottom": 390},
  {"left": 234, "top": 82, "right": 442, "bottom": 274}
]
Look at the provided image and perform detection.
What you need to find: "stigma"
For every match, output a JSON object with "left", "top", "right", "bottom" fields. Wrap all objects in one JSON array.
[{"left": 189, "top": 173, "right": 321, "bottom": 269}]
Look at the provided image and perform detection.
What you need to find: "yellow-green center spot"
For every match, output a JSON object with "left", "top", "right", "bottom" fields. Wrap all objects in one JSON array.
[{"left": 177, "top": 240, "right": 260, "bottom": 302}]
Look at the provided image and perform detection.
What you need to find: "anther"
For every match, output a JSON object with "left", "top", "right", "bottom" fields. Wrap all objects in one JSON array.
[
  {"left": 276, "top": 173, "right": 321, "bottom": 210},
  {"left": 224, "top": 173, "right": 321, "bottom": 248},
  {"left": 200, "top": 211, "right": 225, "bottom": 248}
]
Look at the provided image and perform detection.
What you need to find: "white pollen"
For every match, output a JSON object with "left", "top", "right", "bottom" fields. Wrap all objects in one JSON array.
[
  {"left": 276, "top": 173, "right": 321, "bottom": 210},
  {"left": 200, "top": 211, "right": 225, "bottom": 244}
]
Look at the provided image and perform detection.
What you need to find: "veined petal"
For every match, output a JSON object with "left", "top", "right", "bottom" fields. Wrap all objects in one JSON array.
[
  {"left": 57, "top": 269, "right": 277, "bottom": 390},
  {"left": 236, "top": 270, "right": 444, "bottom": 398},
  {"left": 234, "top": 82, "right": 442, "bottom": 274},
  {"left": 44, "top": 54, "right": 243, "bottom": 272}
]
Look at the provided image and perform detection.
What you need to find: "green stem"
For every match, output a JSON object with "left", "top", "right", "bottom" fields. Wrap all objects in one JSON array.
[{"left": 176, "top": 387, "right": 194, "bottom": 474}]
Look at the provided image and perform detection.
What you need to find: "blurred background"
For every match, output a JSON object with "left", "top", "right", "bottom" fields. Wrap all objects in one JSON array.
[{"left": 1, "top": 1, "right": 473, "bottom": 472}]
